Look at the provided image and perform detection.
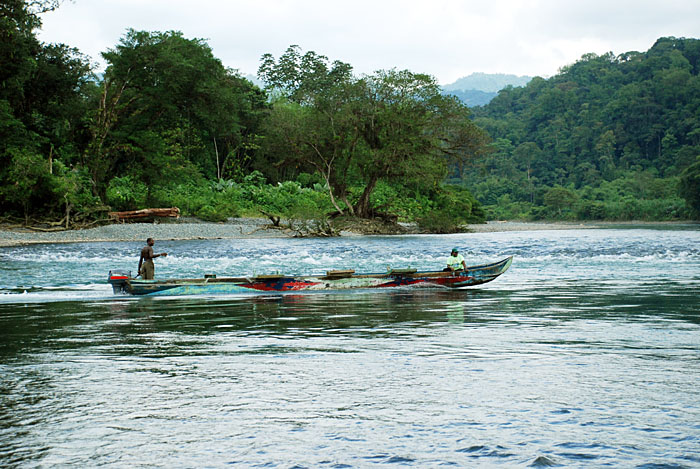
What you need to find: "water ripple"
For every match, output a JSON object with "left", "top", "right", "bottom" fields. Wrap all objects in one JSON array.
[{"left": 1, "top": 229, "right": 699, "bottom": 466}]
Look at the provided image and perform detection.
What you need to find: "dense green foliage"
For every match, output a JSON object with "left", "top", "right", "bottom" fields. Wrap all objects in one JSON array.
[
  {"left": 87, "top": 29, "right": 269, "bottom": 197},
  {"left": 0, "top": 2, "right": 487, "bottom": 229},
  {"left": 468, "top": 37, "right": 700, "bottom": 220},
  {"left": 2, "top": 0, "right": 697, "bottom": 227},
  {"left": 258, "top": 46, "right": 490, "bottom": 222},
  {"left": 0, "top": 0, "right": 98, "bottom": 223}
]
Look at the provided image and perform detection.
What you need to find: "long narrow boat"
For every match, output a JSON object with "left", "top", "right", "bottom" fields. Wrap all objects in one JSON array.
[{"left": 108, "top": 256, "right": 513, "bottom": 296}]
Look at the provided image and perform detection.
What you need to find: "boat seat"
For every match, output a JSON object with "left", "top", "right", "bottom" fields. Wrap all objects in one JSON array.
[
  {"left": 388, "top": 268, "right": 417, "bottom": 275},
  {"left": 253, "top": 274, "right": 286, "bottom": 280},
  {"left": 325, "top": 269, "right": 355, "bottom": 278}
]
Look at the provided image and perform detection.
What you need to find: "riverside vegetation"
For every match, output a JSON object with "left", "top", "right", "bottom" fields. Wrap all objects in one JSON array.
[
  {"left": 468, "top": 37, "right": 700, "bottom": 221},
  {"left": 1, "top": 1, "right": 698, "bottom": 235}
]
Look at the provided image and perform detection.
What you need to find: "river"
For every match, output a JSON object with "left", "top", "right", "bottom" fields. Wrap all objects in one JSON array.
[{"left": 1, "top": 226, "right": 699, "bottom": 467}]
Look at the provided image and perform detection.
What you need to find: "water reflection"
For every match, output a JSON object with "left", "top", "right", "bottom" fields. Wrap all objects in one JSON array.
[
  {"left": 2, "top": 280, "right": 697, "bottom": 361},
  {"left": 1, "top": 228, "right": 699, "bottom": 467},
  {"left": 1, "top": 281, "right": 699, "bottom": 467}
]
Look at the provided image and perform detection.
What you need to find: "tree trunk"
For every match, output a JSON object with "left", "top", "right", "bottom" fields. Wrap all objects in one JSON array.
[
  {"left": 341, "top": 194, "right": 355, "bottom": 216},
  {"left": 108, "top": 207, "right": 180, "bottom": 221},
  {"left": 354, "top": 175, "right": 379, "bottom": 218},
  {"left": 320, "top": 172, "right": 344, "bottom": 215},
  {"left": 85, "top": 73, "right": 132, "bottom": 197},
  {"left": 213, "top": 137, "right": 220, "bottom": 180},
  {"left": 64, "top": 194, "right": 71, "bottom": 229}
]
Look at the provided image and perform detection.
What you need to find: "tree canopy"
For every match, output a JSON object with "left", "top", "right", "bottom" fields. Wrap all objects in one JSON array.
[
  {"left": 0, "top": 0, "right": 96, "bottom": 222},
  {"left": 0, "top": 6, "right": 489, "bottom": 228},
  {"left": 258, "top": 46, "right": 490, "bottom": 219},
  {"left": 467, "top": 37, "right": 700, "bottom": 220},
  {"left": 3, "top": 0, "right": 696, "bottom": 226},
  {"left": 87, "top": 29, "right": 268, "bottom": 197}
]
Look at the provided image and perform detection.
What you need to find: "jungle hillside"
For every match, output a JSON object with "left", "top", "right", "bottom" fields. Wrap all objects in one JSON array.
[
  {"left": 1, "top": 1, "right": 699, "bottom": 233},
  {"left": 466, "top": 37, "right": 700, "bottom": 221}
]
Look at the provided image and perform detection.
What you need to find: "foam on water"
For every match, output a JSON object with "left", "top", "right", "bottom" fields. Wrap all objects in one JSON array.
[
  {"left": 1, "top": 232, "right": 698, "bottom": 469},
  {"left": 0, "top": 284, "right": 115, "bottom": 303},
  {"left": 0, "top": 228, "right": 697, "bottom": 303}
]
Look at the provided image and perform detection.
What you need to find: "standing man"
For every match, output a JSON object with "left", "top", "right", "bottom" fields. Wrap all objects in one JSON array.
[
  {"left": 445, "top": 247, "right": 467, "bottom": 272},
  {"left": 138, "top": 238, "right": 167, "bottom": 280}
]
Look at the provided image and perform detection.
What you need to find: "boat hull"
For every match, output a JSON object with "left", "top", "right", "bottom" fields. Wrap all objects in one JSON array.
[{"left": 108, "top": 256, "right": 512, "bottom": 296}]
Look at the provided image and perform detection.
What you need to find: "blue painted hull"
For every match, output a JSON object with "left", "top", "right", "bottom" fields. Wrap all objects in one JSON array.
[{"left": 108, "top": 256, "right": 513, "bottom": 296}]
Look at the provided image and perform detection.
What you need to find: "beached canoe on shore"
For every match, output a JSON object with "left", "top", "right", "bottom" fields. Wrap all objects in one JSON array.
[{"left": 108, "top": 256, "right": 512, "bottom": 296}]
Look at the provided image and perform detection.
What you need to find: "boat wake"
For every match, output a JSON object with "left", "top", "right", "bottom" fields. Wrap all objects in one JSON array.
[{"left": 0, "top": 284, "right": 116, "bottom": 304}]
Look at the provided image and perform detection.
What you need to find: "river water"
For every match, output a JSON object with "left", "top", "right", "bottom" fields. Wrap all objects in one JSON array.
[{"left": 1, "top": 227, "right": 699, "bottom": 467}]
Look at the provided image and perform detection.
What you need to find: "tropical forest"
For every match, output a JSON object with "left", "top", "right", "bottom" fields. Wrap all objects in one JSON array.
[{"left": 1, "top": 0, "right": 699, "bottom": 234}]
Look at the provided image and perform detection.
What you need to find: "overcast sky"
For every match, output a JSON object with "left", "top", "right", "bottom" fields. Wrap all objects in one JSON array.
[{"left": 37, "top": 0, "right": 700, "bottom": 85}]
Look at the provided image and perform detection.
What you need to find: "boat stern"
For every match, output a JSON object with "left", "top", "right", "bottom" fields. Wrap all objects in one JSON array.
[{"left": 108, "top": 270, "right": 132, "bottom": 294}]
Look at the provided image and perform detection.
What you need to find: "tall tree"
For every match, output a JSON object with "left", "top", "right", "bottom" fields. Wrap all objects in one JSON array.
[
  {"left": 259, "top": 47, "right": 490, "bottom": 218},
  {"left": 259, "top": 45, "right": 358, "bottom": 212},
  {"left": 0, "top": 0, "right": 96, "bottom": 220},
  {"left": 86, "top": 29, "right": 268, "bottom": 197},
  {"left": 351, "top": 70, "right": 489, "bottom": 217}
]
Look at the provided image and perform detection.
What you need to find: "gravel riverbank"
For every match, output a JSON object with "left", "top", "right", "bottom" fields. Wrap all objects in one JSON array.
[
  {"left": 0, "top": 218, "right": 279, "bottom": 247},
  {"left": 0, "top": 218, "right": 688, "bottom": 248}
]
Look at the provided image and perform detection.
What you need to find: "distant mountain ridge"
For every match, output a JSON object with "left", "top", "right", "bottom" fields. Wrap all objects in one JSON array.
[
  {"left": 442, "top": 72, "right": 533, "bottom": 106},
  {"left": 443, "top": 72, "right": 533, "bottom": 93},
  {"left": 244, "top": 73, "right": 264, "bottom": 88},
  {"left": 248, "top": 70, "right": 532, "bottom": 107},
  {"left": 442, "top": 89, "right": 497, "bottom": 107}
]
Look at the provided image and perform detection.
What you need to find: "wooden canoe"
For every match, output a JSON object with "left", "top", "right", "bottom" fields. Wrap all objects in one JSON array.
[{"left": 108, "top": 256, "right": 513, "bottom": 296}]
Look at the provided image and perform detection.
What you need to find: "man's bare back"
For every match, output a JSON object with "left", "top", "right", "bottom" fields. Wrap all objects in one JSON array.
[{"left": 138, "top": 238, "right": 167, "bottom": 279}]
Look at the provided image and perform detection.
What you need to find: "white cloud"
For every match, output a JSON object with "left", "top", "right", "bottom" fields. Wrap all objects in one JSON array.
[{"left": 37, "top": 0, "right": 700, "bottom": 84}]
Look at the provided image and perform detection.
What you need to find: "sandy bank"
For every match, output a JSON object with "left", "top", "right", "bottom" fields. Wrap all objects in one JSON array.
[{"left": 0, "top": 219, "right": 695, "bottom": 248}]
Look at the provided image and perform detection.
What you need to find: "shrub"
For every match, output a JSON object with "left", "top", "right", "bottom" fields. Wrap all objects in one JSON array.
[
  {"left": 196, "top": 204, "right": 235, "bottom": 222},
  {"left": 576, "top": 200, "right": 606, "bottom": 219},
  {"left": 417, "top": 210, "right": 461, "bottom": 233},
  {"left": 106, "top": 176, "right": 148, "bottom": 211},
  {"left": 296, "top": 172, "right": 323, "bottom": 188}
]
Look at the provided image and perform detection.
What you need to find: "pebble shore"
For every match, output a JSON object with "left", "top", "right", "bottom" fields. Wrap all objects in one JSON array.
[
  {"left": 0, "top": 218, "right": 276, "bottom": 247},
  {"left": 0, "top": 218, "right": 605, "bottom": 248}
]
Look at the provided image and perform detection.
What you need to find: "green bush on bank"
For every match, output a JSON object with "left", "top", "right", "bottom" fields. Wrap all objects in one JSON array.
[
  {"left": 360, "top": 181, "right": 485, "bottom": 226},
  {"left": 106, "top": 176, "right": 148, "bottom": 211},
  {"left": 415, "top": 186, "right": 486, "bottom": 232},
  {"left": 122, "top": 172, "right": 485, "bottom": 228},
  {"left": 143, "top": 171, "right": 335, "bottom": 223},
  {"left": 474, "top": 171, "right": 691, "bottom": 221}
]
